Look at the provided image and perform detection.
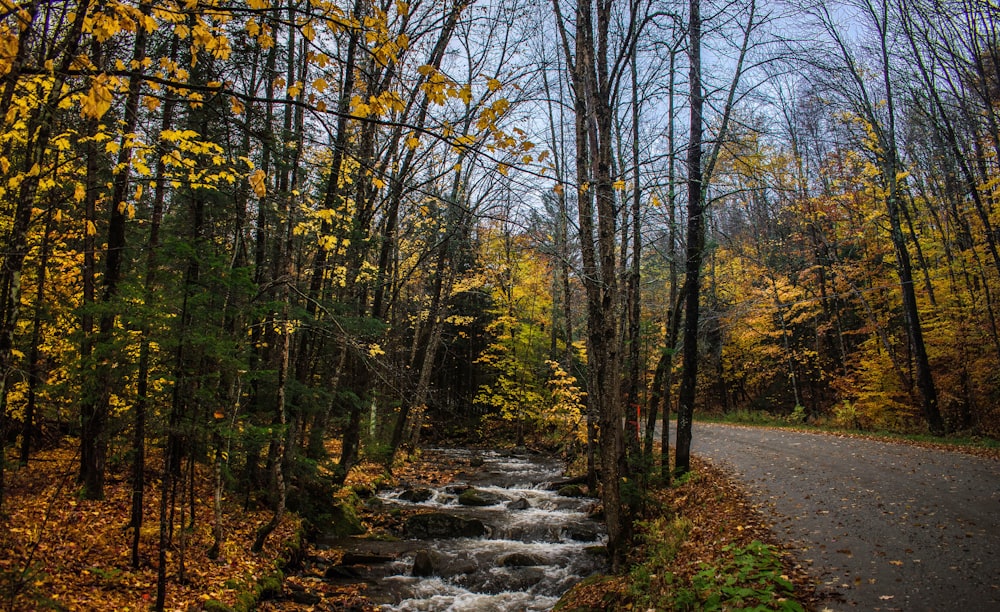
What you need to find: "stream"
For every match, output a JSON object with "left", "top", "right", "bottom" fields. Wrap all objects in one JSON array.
[{"left": 317, "top": 448, "right": 608, "bottom": 611}]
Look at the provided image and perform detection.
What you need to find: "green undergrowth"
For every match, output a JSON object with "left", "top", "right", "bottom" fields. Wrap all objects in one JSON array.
[
  {"left": 555, "top": 465, "right": 804, "bottom": 612},
  {"left": 627, "top": 523, "right": 802, "bottom": 611}
]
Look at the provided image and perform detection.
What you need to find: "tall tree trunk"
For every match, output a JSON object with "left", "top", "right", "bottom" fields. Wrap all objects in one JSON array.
[
  {"left": 81, "top": 0, "right": 151, "bottom": 501},
  {"left": 870, "top": 0, "right": 944, "bottom": 435},
  {"left": 20, "top": 196, "right": 55, "bottom": 465},
  {"left": 658, "top": 43, "right": 679, "bottom": 480},
  {"left": 624, "top": 38, "right": 642, "bottom": 466},
  {"left": 134, "top": 40, "right": 176, "bottom": 566},
  {"left": 675, "top": 0, "right": 703, "bottom": 476}
]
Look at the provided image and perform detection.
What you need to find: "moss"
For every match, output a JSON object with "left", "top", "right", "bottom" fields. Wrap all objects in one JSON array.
[
  {"left": 258, "top": 571, "right": 284, "bottom": 599},
  {"left": 229, "top": 524, "right": 305, "bottom": 612},
  {"left": 202, "top": 600, "right": 235, "bottom": 612},
  {"left": 322, "top": 501, "right": 365, "bottom": 538}
]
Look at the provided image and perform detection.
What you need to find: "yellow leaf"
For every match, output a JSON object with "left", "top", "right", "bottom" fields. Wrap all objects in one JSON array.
[
  {"left": 249, "top": 169, "right": 266, "bottom": 198},
  {"left": 487, "top": 77, "right": 501, "bottom": 92},
  {"left": 74, "top": 184, "right": 86, "bottom": 202},
  {"left": 406, "top": 135, "right": 420, "bottom": 150},
  {"left": 302, "top": 22, "right": 316, "bottom": 41},
  {"left": 553, "top": 183, "right": 564, "bottom": 196},
  {"left": 86, "top": 220, "right": 97, "bottom": 236},
  {"left": 0, "top": 157, "right": 9, "bottom": 173},
  {"left": 230, "top": 96, "right": 244, "bottom": 115},
  {"left": 312, "top": 77, "right": 327, "bottom": 93},
  {"left": 372, "top": 177, "right": 385, "bottom": 189},
  {"left": 498, "top": 164, "right": 508, "bottom": 176},
  {"left": 613, "top": 179, "right": 626, "bottom": 190},
  {"left": 81, "top": 76, "right": 113, "bottom": 120}
]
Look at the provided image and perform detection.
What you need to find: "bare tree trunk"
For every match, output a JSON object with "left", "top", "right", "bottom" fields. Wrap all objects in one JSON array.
[
  {"left": 675, "top": 0, "right": 703, "bottom": 476},
  {"left": 624, "top": 36, "right": 643, "bottom": 466}
]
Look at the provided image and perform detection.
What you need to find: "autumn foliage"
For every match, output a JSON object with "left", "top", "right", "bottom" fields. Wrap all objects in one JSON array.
[{"left": 0, "top": 442, "right": 300, "bottom": 611}]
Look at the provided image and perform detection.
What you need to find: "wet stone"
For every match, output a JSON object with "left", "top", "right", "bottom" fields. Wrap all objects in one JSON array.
[
  {"left": 499, "top": 552, "right": 543, "bottom": 567},
  {"left": 324, "top": 564, "right": 362, "bottom": 580},
  {"left": 411, "top": 551, "right": 436, "bottom": 577},
  {"left": 404, "top": 512, "right": 489, "bottom": 539},
  {"left": 398, "top": 487, "right": 434, "bottom": 503},
  {"left": 507, "top": 497, "right": 531, "bottom": 510},
  {"left": 557, "top": 484, "right": 587, "bottom": 498},
  {"left": 458, "top": 488, "right": 507, "bottom": 507},
  {"left": 567, "top": 527, "right": 599, "bottom": 542}
]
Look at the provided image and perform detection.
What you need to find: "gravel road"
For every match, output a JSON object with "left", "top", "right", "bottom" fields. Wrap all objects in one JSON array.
[{"left": 689, "top": 422, "right": 1000, "bottom": 610}]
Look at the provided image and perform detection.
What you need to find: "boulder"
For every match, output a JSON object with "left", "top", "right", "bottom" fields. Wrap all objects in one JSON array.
[
  {"left": 507, "top": 497, "right": 531, "bottom": 510},
  {"left": 499, "top": 552, "right": 542, "bottom": 567},
  {"left": 566, "top": 527, "right": 599, "bottom": 542},
  {"left": 458, "top": 488, "right": 506, "bottom": 507},
  {"left": 324, "top": 565, "right": 362, "bottom": 580},
  {"left": 398, "top": 487, "right": 434, "bottom": 503},
  {"left": 404, "top": 512, "right": 489, "bottom": 539},
  {"left": 321, "top": 502, "right": 366, "bottom": 538},
  {"left": 557, "top": 484, "right": 586, "bottom": 498},
  {"left": 411, "top": 551, "right": 436, "bottom": 577}
]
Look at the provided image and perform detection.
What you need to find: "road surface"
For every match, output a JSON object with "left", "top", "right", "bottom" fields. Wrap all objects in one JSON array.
[{"left": 688, "top": 422, "right": 1000, "bottom": 610}]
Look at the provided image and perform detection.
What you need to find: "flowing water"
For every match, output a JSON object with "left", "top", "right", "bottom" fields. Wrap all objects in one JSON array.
[{"left": 323, "top": 448, "right": 607, "bottom": 611}]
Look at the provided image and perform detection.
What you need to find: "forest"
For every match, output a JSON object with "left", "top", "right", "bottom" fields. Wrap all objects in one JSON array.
[{"left": 0, "top": 0, "right": 998, "bottom": 608}]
